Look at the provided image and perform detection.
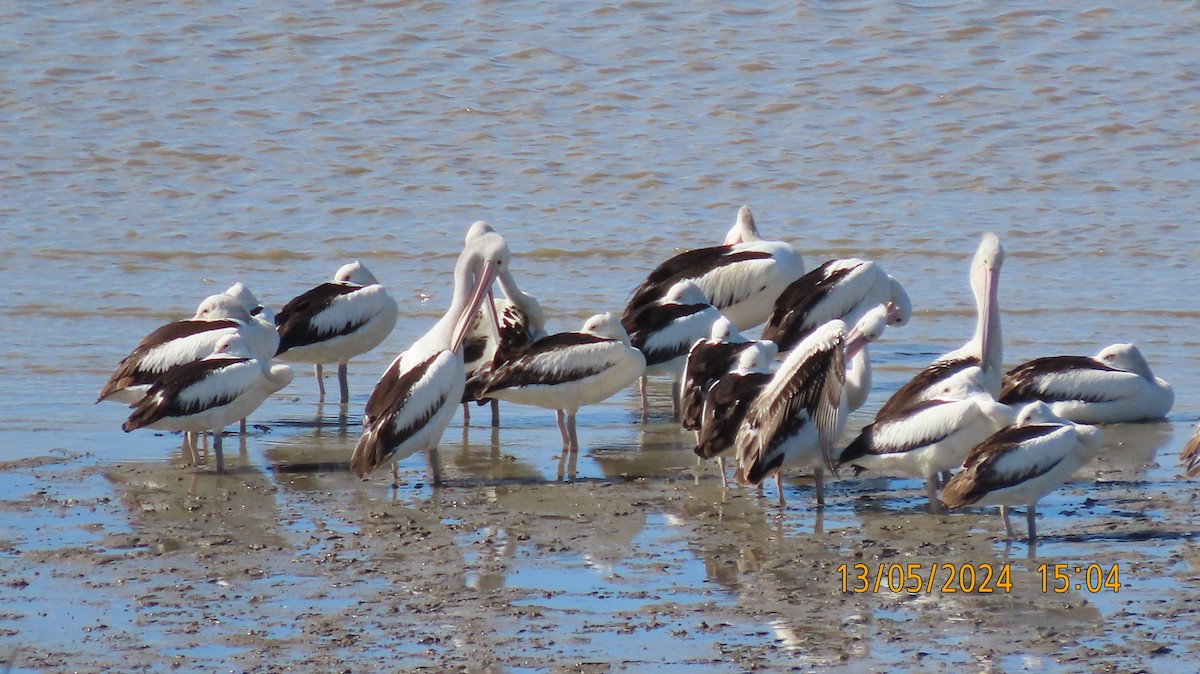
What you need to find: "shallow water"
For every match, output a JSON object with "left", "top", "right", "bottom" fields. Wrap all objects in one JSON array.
[{"left": 2, "top": 0, "right": 1199, "bottom": 670}]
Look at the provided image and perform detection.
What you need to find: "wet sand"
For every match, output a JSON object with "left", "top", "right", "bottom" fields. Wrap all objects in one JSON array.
[{"left": 2, "top": 400, "right": 1197, "bottom": 673}]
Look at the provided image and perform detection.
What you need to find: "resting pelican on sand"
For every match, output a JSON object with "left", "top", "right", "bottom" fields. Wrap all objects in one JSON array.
[
  {"left": 999, "top": 343, "right": 1173, "bottom": 423},
  {"left": 622, "top": 205, "right": 805, "bottom": 331},
  {"left": 350, "top": 232, "right": 504, "bottom": 486},
  {"left": 274, "top": 261, "right": 399, "bottom": 405},
  {"left": 941, "top": 401, "right": 1103, "bottom": 542}
]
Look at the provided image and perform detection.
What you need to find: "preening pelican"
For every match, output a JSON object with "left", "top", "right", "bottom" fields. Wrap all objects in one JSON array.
[{"left": 694, "top": 341, "right": 777, "bottom": 486}]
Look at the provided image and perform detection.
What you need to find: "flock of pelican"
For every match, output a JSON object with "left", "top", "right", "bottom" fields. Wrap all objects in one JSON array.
[{"left": 98, "top": 208, "right": 1177, "bottom": 542}]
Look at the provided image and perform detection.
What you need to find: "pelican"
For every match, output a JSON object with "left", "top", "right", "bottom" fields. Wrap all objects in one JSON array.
[
  {"left": 732, "top": 319, "right": 854, "bottom": 505},
  {"left": 274, "top": 261, "right": 400, "bottom": 405},
  {"left": 350, "top": 232, "right": 504, "bottom": 486},
  {"left": 838, "top": 393, "right": 1016, "bottom": 509},
  {"left": 1183, "top": 425, "right": 1200, "bottom": 478},
  {"left": 875, "top": 233, "right": 1004, "bottom": 420},
  {"left": 480, "top": 312, "right": 646, "bottom": 456},
  {"left": 999, "top": 343, "right": 1173, "bottom": 423},
  {"left": 98, "top": 293, "right": 279, "bottom": 405},
  {"left": 679, "top": 317, "right": 756, "bottom": 432},
  {"left": 225, "top": 281, "right": 275, "bottom": 324},
  {"left": 122, "top": 334, "right": 294, "bottom": 473},
  {"left": 622, "top": 205, "right": 805, "bottom": 331},
  {"left": 623, "top": 280, "right": 722, "bottom": 421},
  {"left": 694, "top": 341, "right": 777, "bottom": 486},
  {"left": 760, "top": 258, "right": 911, "bottom": 355},
  {"left": 459, "top": 221, "right": 548, "bottom": 427},
  {"left": 941, "top": 401, "right": 1102, "bottom": 541}
]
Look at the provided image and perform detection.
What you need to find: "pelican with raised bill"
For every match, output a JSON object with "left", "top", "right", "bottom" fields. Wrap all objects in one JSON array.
[
  {"left": 622, "top": 205, "right": 805, "bottom": 331},
  {"left": 875, "top": 232, "right": 1004, "bottom": 420},
  {"left": 999, "top": 343, "right": 1174, "bottom": 424},
  {"left": 623, "top": 279, "right": 722, "bottom": 421},
  {"left": 760, "top": 258, "right": 911, "bottom": 355},
  {"left": 940, "top": 401, "right": 1103, "bottom": 542},
  {"left": 121, "top": 334, "right": 294, "bottom": 473},
  {"left": 98, "top": 293, "right": 280, "bottom": 405},
  {"left": 480, "top": 313, "right": 646, "bottom": 463},
  {"left": 459, "top": 221, "right": 548, "bottom": 427},
  {"left": 350, "top": 231, "right": 505, "bottom": 487},
  {"left": 733, "top": 319, "right": 852, "bottom": 506},
  {"left": 274, "top": 261, "right": 400, "bottom": 406}
]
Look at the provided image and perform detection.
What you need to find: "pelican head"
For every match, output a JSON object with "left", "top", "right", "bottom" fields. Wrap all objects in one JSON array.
[
  {"left": 210, "top": 333, "right": 254, "bottom": 359},
  {"left": 844, "top": 304, "right": 890, "bottom": 359},
  {"left": 885, "top": 276, "right": 913, "bottom": 327},
  {"left": 708, "top": 316, "right": 741, "bottom": 341},
  {"left": 464, "top": 220, "right": 497, "bottom": 243},
  {"left": 1096, "top": 343, "right": 1155, "bottom": 380},
  {"left": 194, "top": 293, "right": 253, "bottom": 322},
  {"left": 450, "top": 230, "right": 510, "bottom": 353},
  {"left": 722, "top": 205, "right": 761, "bottom": 245},
  {"left": 581, "top": 312, "right": 632, "bottom": 345},
  {"left": 1015, "top": 401, "right": 1060, "bottom": 427},
  {"left": 334, "top": 261, "right": 380, "bottom": 286},
  {"left": 664, "top": 279, "right": 710, "bottom": 305}
]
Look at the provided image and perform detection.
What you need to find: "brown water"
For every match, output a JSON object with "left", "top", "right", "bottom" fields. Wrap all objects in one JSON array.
[{"left": 2, "top": 1, "right": 1199, "bottom": 671}]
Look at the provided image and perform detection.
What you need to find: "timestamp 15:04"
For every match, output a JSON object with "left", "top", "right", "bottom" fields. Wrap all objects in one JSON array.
[{"left": 837, "top": 562, "right": 1121, "bottom": 594}]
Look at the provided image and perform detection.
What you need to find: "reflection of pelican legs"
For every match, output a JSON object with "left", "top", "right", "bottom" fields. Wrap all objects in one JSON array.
[{"left": 557, "top": 449, "right": 578, "bottom": 482}]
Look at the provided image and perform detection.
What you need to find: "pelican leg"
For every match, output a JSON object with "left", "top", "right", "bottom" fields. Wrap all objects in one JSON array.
[
  {"left": 239, "top": 418, "right": 247, "bottom": 435},
  {"left": 566, "top": 412, "right": 579, "bottom": 454},
  {"left": 463, "top": 402, "right": 471, "bottom": 426},
  {"left": 670, "top": 380, "right": 681, "bottom": 422},
  {"left": 490, "top": 399, "right": 500, "bottom": 428},
  {"left": 939, "top": 470, "right": 953, "bottom": 488},
  {"left": 428, "top": 446, "right": 443, "bottom": 487},
  {"left": 814, "top": 466, "right": 825, "bottom": 507},
  {"left": 776, "top": 472, "right": 785, "bottom": 507},
  {"left": 639, "top": 375, "right": 649, "bottom": 422},
  {"left": 1000, "top": 505, "right": 1014, "bottom": 538},
  {"left": 315, "top": 364, "right": 325, "bottom": 400},
  {"left": 338, "top": 362, "right": 350, "bottom": 406},
  {"left": 392, "top": 463, "right": 399, "bottom": 489},
  {"left": 556, "top": 409, "right": 570, "bottom": 450},
  {"left": 925, "top": 477, "right": 941, "bottom": 513},
  {"left": 717, "top": 457, "right": 729, "bottom": 488},
  {"left": 182, "top": 433, "right": 199, "bottom": 466},
  {"left": 213, "top": 433, "right": 225, "bottom": 474},
  {"left": 1026, "top": 505, "right": 1037, "bottom": 543}
]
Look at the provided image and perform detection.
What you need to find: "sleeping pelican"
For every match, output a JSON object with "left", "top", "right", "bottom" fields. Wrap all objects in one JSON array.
[
  {"left": 875, "top": 233, "right": 1004, "bottom": 420},
  {"left": 122, "top": 334, "right": 294, "bottom": 473},
  {"left": 350, "top": 231, "right": 504, "bottom": 486},
  {"left": 760, "top": 258, "right": 911, "bottom": 355},
  {"left": 622, "top": 205, "right": 805, "bottom": 331},
  {"left": 941, "top": 401, "right": 1103, "bottom": 542},
  {"left": 999, "top": 343, "right": 1173, "bottom": 423},
  {"left": 480, "top": 313, "right": 646, "bottom": 459}
]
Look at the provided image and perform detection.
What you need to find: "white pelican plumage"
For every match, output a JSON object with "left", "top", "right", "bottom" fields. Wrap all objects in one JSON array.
[
  {"left": 225, "top": 281, "right": 275, "bottom": 324},
  {"left": 732, "top": 319, "right": 852, "bottom": 505},
  {"left": 623, "top": 280, "right": 722, "bottom": 421},
  {"left": 838, "top": 393, "right": 1016, "bottom": 509},
  {"left": 999, "top": 343, "right": 1173, "bottom": 423},
  {"left": 275, "top": 261, "right": 400, "bottom": 405},
  {"left": 760, "top": 258, "right": 911, "bottom": 355},
  {"left": 350, "top": 232, "right": 505, "bottom": 486},
  {"left": 941, "top": 401, "right": 1103, "bottom": 541},
  {"left": 875, "top": 233, "right": 1004, "bottom": 420},
  {"left": 480, "top": 313, "right": 645, "bottom": 458},
  {"left": 122, "top": 334, "right": 294, "bottom": 473},
  {"left": 622, "top": 205, "right": 805, "bottom": 331},
  {"left": 99, "top": 293, "right": 279, "bottom": 405},
  {"left": 460, "top": 221, "right": 548, "bottom": 427}
]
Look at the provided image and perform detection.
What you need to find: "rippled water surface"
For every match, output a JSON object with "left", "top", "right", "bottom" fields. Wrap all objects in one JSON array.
[{"left": 2, "top": 0, "right": 1198, "bottom": 670}]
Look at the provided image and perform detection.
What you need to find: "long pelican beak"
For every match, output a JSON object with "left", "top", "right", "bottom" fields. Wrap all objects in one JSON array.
[
  {"left": 451, "top": 261, "right": 500, "bottom": 353},
  {"left": 979, "top": 266, "right": 999, "bottom": 368}
]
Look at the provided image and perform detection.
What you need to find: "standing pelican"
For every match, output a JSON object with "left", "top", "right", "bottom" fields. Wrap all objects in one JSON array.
[
  {"left": 622, "top": 205, "right": 805, "bottom": 331},
  {"left": 875, "top": 233, "right": 1004, "bottom": 420},
  {"left": 459, "top": 221, "right": 548, "bottom": 427},
  {"left": 623, "top": 280, "right": 722, "bottom": 421},
  {"left": 941, "top": 401, "right": 1103, "bottom": 542},
  {"left": 350, "top": 233, "right": 504, "bottom": 486},
  {"left": 694, "top": 341, "right": 777, "bottom": 486},
  {"left": 99, "top": 293, "right": 279, "bottom": 405},
  {"left": 999, "top": 343, "right": 1173, "bottom": 423},
  {"left": 122, "top": 334, "right": 294, "bottom": 473},
  {"left": 679, "top": 317, "right": 756, "bottom": 432},
  {"left": 760, "top": 258, "right": 911, "bottom": 354},
  {"left": 480, "top": 313, "right": 646, "bottom": 457},
  {"left": 733, "top": 320, "right": 852, "bottom": 505},
  {"left": 275, "top": 261, "right": 400, "bottom": 405}
]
